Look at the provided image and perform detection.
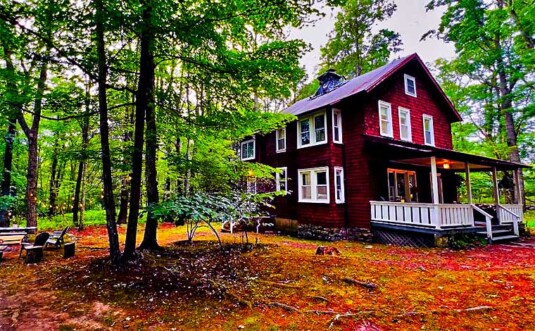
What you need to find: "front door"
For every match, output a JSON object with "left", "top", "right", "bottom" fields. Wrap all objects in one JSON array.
[{"left": 387, "top": 168, "right": 418, "bottom": 202}]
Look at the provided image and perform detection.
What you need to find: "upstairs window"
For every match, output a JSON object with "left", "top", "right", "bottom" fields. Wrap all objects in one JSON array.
[
  {"left": 398, "top": 107, "right": 412, "bottom": 142},
  {"left": 298, "top": 112, "right": 327, "bottom": 148},
  {"left": 423, "top": 115, "right": 435, "bottom": 146},
  {"left": 334, "top": 167, "right": 345, "bottom": 203},
  {"left": 298, "top": 167, "right": 329, "bottom": 203},
  {"left": 276, "top": 128, "right": 286, "bottom": 152},
  {"left": 332, "top": 109, "right": 343, "bottom": 143},
  {"left": 378, "top": 101, "right": 393, "bottom": 138},
  {"left": 240, "top": 139, "right": 255, "bottom": 161},
  {"left": 276, "top": 167, "right": 287, "bottom": 192},
  {"left": 404, "top": 74, "right": 417, "bottom": 97}
]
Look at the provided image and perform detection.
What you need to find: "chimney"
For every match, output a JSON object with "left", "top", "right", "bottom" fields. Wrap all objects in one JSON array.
[{"left": 314, "top": 69, "right": 345, "bottom": 97}]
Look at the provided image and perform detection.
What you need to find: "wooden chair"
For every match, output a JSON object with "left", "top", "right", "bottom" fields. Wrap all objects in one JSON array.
[
  {"left": 45, "top": 226, "right": 69, "bottom": 249},
  {"left": 19, "top": 232, "right": 50, "bottom": 260}
]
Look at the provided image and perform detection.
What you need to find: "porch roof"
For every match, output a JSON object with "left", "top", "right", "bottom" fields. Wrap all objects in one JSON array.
[{"left": 363, "top": 135, "right": 530, "bottom": 171}]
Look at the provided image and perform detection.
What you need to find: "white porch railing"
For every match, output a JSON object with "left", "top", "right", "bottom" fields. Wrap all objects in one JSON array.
[
  {"left": 370, "top": 201, "right": 475, "bottom": 229},
  {"left": 497, "top": 204, "right": 522, "bottom": 236},
  {"left": 471, "top": 204, "right": 494, "bottom": 240}
]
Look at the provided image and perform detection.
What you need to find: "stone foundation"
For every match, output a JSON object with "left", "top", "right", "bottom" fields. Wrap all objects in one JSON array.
[{"left": 297, "top": 224, "right": 373, "bottom": 242}]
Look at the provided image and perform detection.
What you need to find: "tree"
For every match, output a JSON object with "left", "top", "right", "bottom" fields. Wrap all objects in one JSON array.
[
  {"left": 426, "top": 0, "right": 534, "bottom": 205},
  {"left": 320, "top": 0, "right": 402, "bottom": 77}
]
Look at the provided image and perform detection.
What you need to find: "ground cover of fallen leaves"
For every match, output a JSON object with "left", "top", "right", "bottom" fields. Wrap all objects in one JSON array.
[{"left": 1, "top": 224, "right": 535, "bottom": 331}]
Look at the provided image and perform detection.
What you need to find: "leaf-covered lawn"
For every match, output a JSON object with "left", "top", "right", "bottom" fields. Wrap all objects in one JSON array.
[{"left": 1, "top": 224, "right": 535, "bottom": 330}]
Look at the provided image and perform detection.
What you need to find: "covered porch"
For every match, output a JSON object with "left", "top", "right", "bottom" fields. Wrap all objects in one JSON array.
[{"left": 364, "top": 136, "right": 529, "bottom": 243}]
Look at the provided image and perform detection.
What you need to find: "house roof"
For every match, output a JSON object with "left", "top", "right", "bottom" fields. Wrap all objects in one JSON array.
[
  {"left": 284, "top": 53, "right": 462, "bottom": 121},
  {"left": 363, "top": 135, "right": 530, "bottom": 171}
]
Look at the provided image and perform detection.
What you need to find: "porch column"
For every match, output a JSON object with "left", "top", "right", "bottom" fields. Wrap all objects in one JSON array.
[
  {"left": 465, "top": 162, "right": 472, "bottom": 204},
  {"left": 430, "top": 157, "right": 440, "bottom": 204},
  {"left": 492, "top": 167, "right": 500, "bottom": 207},
  {"left": 513, "top": 169, "right": 522, "bottom": 205},
  {"left": 430, "top": 157, "right": 440, "bottom": 229}
]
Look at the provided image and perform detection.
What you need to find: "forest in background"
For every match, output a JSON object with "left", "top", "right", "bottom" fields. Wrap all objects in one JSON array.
[{"left": 0, "top": 0, "right": 533, "bottom": 262}]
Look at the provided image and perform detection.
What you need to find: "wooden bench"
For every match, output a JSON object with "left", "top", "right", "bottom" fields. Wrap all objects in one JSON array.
[{"left": 0, "top": 232, "right": 28, "bottom": 245}]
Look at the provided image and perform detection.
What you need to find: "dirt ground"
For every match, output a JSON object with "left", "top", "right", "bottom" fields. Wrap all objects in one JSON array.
[{"left": 1, "top": 224, "right": 535, "bottom": 330}]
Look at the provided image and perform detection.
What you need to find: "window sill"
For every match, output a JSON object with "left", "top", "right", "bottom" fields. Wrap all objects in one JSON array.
[
  {"left": 297, "top": 140, "right": 328, "bottom": 149},
  {"left": 276, "top": 149, "right": 286, "bottom": 153},
  {"left": 241, "top": 157, "right": 255, "bottom": 161},
  {"left": 298, "top": 199, "right": 330, "bottom": 204}
]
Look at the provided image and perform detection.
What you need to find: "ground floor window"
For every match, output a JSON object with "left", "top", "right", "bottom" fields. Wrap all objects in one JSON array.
[
  {"left": 276, "top": 167, "right": 287, "bottom": 192},
  {"left": 334, "top": 167, "right": 345, "bottom": 203},
  {"left": 246, "top": 177, "right": 257, "bottom": 194},
  {"left": 298, "top": 167, "right": 329, "bottom": 203},
  {"left": 387, "top": 168, "right": 418, "bottom": 202}
]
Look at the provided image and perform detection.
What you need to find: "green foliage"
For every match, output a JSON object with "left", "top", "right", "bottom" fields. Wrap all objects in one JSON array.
[{"left": 295, "top": 0, "right": 402, "bottom": 99}]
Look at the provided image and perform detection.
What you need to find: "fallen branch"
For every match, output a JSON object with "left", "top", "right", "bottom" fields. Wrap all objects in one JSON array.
[
  {"left": 256, "top": 279, "right": 302, "bottom": 289},
  {"left": 308, "top": 295, "right": 329, "bottom": 303},
  {"left": 457, "top": 306, "right": 493, "bottom": 313},
  {"left": 328, "top": 313, "right": 360, "bottom": 329},
  {"left": 269, "top": 301, "right": 300, "bottom": 313},
  {"left": 341, "top": 277, "right": 378, "bottom": 290}
]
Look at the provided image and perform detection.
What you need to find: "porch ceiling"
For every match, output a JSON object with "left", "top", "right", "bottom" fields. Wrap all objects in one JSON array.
[{"left": 364, "top": 135, "right": 530, "bottom": 171}]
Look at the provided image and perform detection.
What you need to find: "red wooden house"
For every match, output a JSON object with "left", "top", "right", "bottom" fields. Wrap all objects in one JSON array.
[{"left": 241, "top": 53, "right": 528, "bottom": 246}]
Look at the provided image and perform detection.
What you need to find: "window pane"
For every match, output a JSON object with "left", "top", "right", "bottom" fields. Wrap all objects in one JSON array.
[
  {"left": 316, "top": 171, "right": 327, "bottom": 185},
  {"left": 300, "top": 120, "right": 310, "bottom": 145},
  {"left": 302, "top": 172, "right": 310, "bottom": 185},
  {"left": 315, "top": 115, "right": 326, "bottom": 142},
  {"left": 316, "top": 185, "right": 327, "bottom": 200},
  {"left": 302, "top": 186, "right": 311, "bottom": 199},
  {"left": 407, "top": 79, "right": 415, "bottom": 94}
]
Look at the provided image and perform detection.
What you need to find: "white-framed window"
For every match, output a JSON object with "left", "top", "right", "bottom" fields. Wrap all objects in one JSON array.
[
  {"left": 298, "top": 167, "right": 329, "bottom": 203},
  {"left": 334, "top": 167, "right": 345, "bottom": 203},
  {"left": 298, "top": 111, "right": 327, "bottom": 148},
  {"left": 378, "top": 100, "right": 393, "bottom": 138},
  {"left": 423, "top": 115, "right": 435, "bottom": 146},
  {"left": 404, "top": 74, "right": 417, "bottom": 97},
  {"left": 398, "top": 107, "right": 412, "bottom": 142},
  {"left": 240, "top": 139, "right": 255, "bottom": 161},
  {"left": 276, "top": 128, "right": 286, "bottom": 153},
  {"left": 276, "top": 167, "right": 287, "bottom": 192},
  {"left": 332, "top": 109, "right": 343, "bottom": 143}
]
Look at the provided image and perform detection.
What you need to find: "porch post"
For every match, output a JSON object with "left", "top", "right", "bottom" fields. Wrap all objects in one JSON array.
[
  {"left": 430, "top": 157, "right": 440, "bottom": 228},
  {"left": 465, "top": 162, "right": 472, "bottom": 204},
  {"left": 492, "top": 167, "right": 500, "bottom": 206},
  {"left": 513, "top": 168, "right": 521, "bottom": 205},
  {"left": 430, "top": 157, "right": 440, "bottom": 204}
]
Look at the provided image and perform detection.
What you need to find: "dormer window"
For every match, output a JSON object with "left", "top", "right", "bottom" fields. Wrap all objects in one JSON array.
[
  {"left": 404, "top": 74, "right": 417, "bottom": 97},
  {"left": 313, "top": 69, "right": 346, "bottom": 98},
  {"left": 276, "top": 128, "right": 286, "bottom": 153},
  {"left": 240, "top": 139, "right": 255, "bottom": 161}
]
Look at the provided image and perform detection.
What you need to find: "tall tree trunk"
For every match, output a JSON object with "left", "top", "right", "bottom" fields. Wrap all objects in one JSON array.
[
  {"left": 72, "top": 86, "right": 91, "bottom": 229},
  {"left": 496, "top": 38, "right": 525, "bottom": 206},
  {"left": 19, "top": 60, "right": 48, "bottom": 228},
  {"left": 96, "top": 0, "right": 121, "bottom": 262},
  {"left": 124, "top": 0, "right": 155, "bottom": 259},
  {"left": 139, "top": 81, "right": 160, "bottom": 250}
]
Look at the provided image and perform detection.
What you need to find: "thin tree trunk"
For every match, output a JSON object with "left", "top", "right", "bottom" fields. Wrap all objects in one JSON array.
[
  {"left": 72, "top": 86, "right": 91, "bottom": 229},
  {"left": 96, "top": 0, "right": 121, "bottom": 262},
  {"left": 117, "top": 106, "right": 133, "bottom": 224},
  {"left": 124, "top": 0, "right": 155, "bottom": 259},
  {"left": 0, "top": 50, "right": 22, "bottom": 227},
  {"left": 48, "top": 141, "right": 59, "bottom": 216}
]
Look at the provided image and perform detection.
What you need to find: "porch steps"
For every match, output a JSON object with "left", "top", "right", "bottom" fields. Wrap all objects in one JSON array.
[{"left": 474, "top": 223, "right": 519, "bottom": 243}]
